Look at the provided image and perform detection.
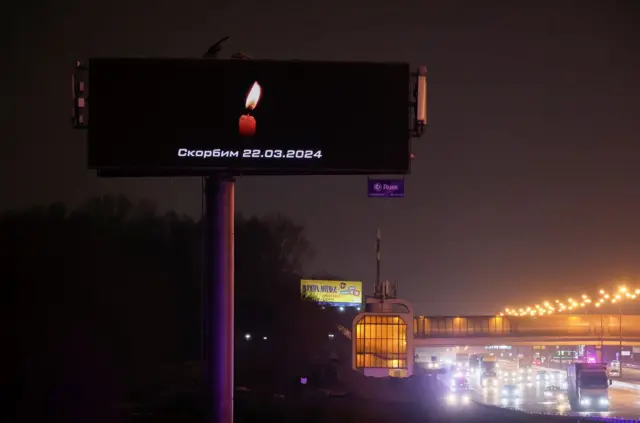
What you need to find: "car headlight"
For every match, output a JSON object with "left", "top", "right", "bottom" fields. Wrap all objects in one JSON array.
[
  {"left": 598, "top": 398, "right": 608, "bottom": 406},
  {"left": 462, "top": 395, "right": 470, "bottom": 404},
  {"left": 580, "top": 397, "right": 592, "bottom": 406}
]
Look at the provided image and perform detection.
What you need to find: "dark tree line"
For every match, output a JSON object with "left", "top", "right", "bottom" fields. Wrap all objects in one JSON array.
[{"left": 4, "top": 195, "right": 349, "bottom": 422}]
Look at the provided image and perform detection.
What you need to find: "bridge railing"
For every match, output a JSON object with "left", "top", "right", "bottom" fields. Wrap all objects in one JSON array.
[{"left": 413, "top": 314, "right": 640, "bottom": 338}]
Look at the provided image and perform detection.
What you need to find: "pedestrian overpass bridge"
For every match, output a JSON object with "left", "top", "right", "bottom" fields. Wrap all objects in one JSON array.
[
  {"left": 411, "top": 314, "right": 640, "bottom": 346},
  {"left": 349, "top": 297, "right": 640, "bottom": 377}
]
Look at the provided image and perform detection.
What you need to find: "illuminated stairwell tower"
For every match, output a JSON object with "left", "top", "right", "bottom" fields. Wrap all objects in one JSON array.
[{"left": 352, "top": 279, "right": 415, "bottom": 377}]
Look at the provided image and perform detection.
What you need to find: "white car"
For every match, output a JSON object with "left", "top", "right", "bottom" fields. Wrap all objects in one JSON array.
[
  {"left": 446, "top": 392, "right": 471, "bottom": 406},
  {"left": 543, "top": 386, "right": 567, "bottom": 402},
  {"left": 501, "top": 384, "right": 519, "bottom": 398}
]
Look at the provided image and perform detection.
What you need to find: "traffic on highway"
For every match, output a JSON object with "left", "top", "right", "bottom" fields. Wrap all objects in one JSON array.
[{"left": 438, "top": 358, "right": 640, "bottom": 419}]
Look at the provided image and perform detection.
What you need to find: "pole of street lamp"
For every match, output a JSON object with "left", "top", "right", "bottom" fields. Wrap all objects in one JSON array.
[
  {"left": 599, "top": 314, "right": 603, "bottom": 363},
  {"left": 619, "top": 304, "right": 623, "bottom": 377}
]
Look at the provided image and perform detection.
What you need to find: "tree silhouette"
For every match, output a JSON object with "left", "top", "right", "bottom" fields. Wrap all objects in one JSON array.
[
  {"left": 234, "top": 212, "right": 345, "bottom": 392},
  {"left": 5, "top": 195, "right": 345, "bottom": 422}
]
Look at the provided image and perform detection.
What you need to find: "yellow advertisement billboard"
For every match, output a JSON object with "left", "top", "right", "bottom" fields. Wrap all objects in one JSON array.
[{"left": 301, "top": 279, "right": 362, "bottom": 306}]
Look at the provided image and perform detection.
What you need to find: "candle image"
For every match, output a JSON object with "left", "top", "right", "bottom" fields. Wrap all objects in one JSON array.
[{"left": 239, "top": 81, "right": 262, "bottom": 137}]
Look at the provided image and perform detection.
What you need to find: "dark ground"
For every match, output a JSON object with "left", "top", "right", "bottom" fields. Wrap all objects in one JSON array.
[{"left": 119, "top": 368, "right": 605, "bottom": 423}]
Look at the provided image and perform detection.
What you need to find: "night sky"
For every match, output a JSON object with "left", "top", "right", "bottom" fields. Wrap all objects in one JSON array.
[{"left": 2, "top": 0, "right": 639, "bottom": 315}]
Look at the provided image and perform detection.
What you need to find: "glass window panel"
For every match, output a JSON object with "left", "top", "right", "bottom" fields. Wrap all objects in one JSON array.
[{"left": 355, "top": 315, "right": 408, "bottom": 369}]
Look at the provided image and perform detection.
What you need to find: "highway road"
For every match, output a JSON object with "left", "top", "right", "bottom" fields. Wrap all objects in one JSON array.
[
  {"left": 467, "top": 360, "right": 640, "bottom": 420},
  {"left": 620, "top": 366, "right": 640, "bottom": 383}
]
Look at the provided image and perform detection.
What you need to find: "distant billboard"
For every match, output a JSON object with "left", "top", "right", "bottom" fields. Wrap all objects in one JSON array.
[
  {"left": 85, "top": 58, "right": 411, "bottom": 176},
  {"left": 301, "top": 279, "right": 362, "bottom": 307}
]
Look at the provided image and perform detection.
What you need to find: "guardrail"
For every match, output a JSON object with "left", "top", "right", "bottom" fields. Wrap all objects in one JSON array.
[
  {"left": 473, "top": 400, "right": 639, "bottom": 423},
  {"left": 581, "top": 419, "right": 639, "bottom": 423},
  {"left": 613, "top": 380, "right": 640, "bottom": 390}
]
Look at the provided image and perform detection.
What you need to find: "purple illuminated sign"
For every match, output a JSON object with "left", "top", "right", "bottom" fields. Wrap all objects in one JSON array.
[{"left": 368, "top": 179, "right": 405, "bottom": 198}]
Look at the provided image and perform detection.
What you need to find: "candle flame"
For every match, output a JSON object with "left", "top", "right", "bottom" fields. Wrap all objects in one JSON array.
[{"left": 245, "top": 81, "right": 261, "bottom": 110}]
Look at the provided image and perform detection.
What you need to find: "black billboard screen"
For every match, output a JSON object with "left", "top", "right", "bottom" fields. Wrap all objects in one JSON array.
[{"left": 86, "top": 58, "right": 410, "bottom": 176}]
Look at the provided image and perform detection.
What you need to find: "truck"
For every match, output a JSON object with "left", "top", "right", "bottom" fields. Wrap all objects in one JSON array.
[
  {"left": 468, "top": 354, "right": 482, "bottom": 375},
  {"left": 567, "top": 363, "right": 610, "bottom": 411},
  {"left": 455, "top": 352, "right": 470, "bottom": 369},
  {"left": 481, "top": 355, "right": 497, "bottom": 373},
  {"left": 480, "top": 355, "right": 498, "bottom": 388},
  {"left": 450, "top": 374, "right": 470, "bottom": 392}
]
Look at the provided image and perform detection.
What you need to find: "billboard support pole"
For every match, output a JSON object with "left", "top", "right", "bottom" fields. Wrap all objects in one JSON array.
[
  {"left": 202, "top": 39, "right": 235, "bottom": 423},
  {"left": 204, "top": 175, "right": 235, "bottom": 423}
]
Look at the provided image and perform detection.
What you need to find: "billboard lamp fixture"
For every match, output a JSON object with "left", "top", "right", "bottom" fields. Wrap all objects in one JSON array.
[
  {"left": 408, "top": 65, "right": 428, "bottom": 138},
  {"left": 71, "top": 60, "right": 89, "bottom": 129}
]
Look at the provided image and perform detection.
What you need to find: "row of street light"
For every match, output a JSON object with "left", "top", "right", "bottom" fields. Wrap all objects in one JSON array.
[{"left": 498, "top": 285, "right": 640, "bottom": 317}]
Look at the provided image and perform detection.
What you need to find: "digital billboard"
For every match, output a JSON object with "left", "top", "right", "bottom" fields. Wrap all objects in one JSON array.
[
  {"left": 86, "top": 58, "right": 411, "bottom": 176},
  {"left": 301, "top": 279, "right": 362, "bottom": 307}
]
